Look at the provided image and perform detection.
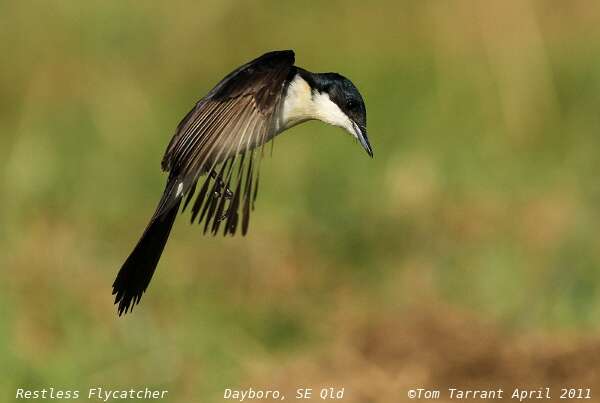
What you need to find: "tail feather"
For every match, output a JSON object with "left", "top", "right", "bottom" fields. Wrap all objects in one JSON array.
[{"left": 112, "top": 187, "right": 182, "bottom": 316}]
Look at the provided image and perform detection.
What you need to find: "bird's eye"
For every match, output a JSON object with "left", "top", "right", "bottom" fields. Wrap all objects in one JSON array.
[{"left": 347, "top": 100, "right": 355, "bottom": 109}]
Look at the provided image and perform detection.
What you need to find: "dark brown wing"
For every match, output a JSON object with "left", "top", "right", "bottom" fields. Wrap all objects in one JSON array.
[{"left": 161, "top": 50, "right": 295, "bottom": 235}]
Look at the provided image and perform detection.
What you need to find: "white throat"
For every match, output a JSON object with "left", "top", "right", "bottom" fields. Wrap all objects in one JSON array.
[{"left": 277, "top": 74, "right": 355, "bottom": 136}]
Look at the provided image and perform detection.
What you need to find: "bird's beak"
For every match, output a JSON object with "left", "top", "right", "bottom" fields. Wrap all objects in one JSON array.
[{"left": 352, "top": 121, "right": 373, "bottom": 158}]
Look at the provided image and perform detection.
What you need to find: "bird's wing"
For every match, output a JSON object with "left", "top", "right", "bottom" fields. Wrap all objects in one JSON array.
[{"left": 160, "top": 50, "right": 295, "bottom": 236}]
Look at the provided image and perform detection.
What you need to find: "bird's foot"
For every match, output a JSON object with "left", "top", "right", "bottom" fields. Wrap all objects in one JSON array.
[
  {"left": 217, "top": 206, "right": 235, "bottom": 222},
  {"left": 210, "top": 170, "right": 234, "bottom": 199}
]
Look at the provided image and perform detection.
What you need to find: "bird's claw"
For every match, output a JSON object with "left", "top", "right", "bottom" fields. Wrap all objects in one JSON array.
[
  {"left": 210, "top": 170, "right": 234, "bottom": 199},
  {"left": 209, "top": 169, "right": 234, "bottom": 223},
  {"left": 217, "top": 211, "right": 230, "bottom": 222}
]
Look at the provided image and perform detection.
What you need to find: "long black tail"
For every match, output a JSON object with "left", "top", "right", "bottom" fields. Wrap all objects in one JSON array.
[{"left": 112, "top": 183, "right": 182, "bottom": 315}]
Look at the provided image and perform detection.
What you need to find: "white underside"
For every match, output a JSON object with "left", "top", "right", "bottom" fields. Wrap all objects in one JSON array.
[{"left": 276, "top": 74, "right": 355, "bottom": 137}]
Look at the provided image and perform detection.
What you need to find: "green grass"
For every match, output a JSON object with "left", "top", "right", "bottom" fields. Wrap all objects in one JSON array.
[{"left": 2, "top": 1, "right": 600, "bottom": 401}]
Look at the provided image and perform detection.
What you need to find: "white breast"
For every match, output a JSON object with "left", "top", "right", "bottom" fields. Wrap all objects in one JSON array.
[{"left": 278, "top": 74, "right": 315, "bottom": 131}]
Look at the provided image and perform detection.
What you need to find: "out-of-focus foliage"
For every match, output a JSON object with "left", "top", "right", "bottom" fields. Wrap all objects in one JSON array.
[{"left": 2, "top": 1, "right": 600, "bottom": 401}]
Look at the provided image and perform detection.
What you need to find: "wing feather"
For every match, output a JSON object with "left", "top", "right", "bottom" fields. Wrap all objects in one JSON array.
[{"left": 162, "top": 50, "right": 295, "bottom": 235}]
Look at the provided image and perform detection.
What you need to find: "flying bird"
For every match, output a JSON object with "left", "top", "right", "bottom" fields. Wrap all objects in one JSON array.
[{"left": 113, "top": 50, "right": 372, "bottom": 315}]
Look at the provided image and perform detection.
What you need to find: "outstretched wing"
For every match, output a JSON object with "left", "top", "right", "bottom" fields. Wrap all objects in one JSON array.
[{"left": 161, "top": 50, "right": 295, "bottom": 235}]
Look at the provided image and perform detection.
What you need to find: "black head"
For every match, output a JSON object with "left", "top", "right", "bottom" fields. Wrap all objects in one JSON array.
[
  {"left": 316, "top": 73, "right": 367, "bottom": 126},
  {"left": 298, "top": 70, "right": 372, "bottom": 157}
]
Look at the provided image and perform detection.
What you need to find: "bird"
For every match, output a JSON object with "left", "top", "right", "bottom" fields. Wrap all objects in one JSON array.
[{"left": 112, "top": 50, "right": 372, "bottom": 315}]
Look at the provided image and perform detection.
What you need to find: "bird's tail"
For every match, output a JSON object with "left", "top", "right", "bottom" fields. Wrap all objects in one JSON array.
[{"left": 112, "top": 181, "right": 182, "bottom": 316}]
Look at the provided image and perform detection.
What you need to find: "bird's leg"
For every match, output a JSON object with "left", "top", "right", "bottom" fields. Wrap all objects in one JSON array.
[
  {"left": 209, "top": 169, "right": 235, "bottom": 222},
  {"left": 210, "top": 169, "right": 234, "bottom": 199}
]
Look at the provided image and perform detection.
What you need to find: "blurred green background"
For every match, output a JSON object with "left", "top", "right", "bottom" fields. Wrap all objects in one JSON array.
[{"left": 2, "top": 1, "right": 600, "bottom": 401}]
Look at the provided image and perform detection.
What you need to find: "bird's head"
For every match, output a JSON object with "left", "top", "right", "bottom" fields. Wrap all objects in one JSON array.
[{"left": 310, "top": 72, "right": 373, "bottom": 157}]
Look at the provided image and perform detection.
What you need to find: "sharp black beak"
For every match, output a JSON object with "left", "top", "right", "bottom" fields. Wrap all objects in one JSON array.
[{"left": 353, "top": 121, "right": 373, "bottom": 158}]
